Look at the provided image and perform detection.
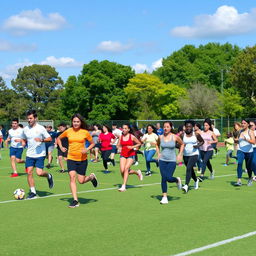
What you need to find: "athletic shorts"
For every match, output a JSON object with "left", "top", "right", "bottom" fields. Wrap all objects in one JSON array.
[
  {"left": 26, "top": 156, "right": 45, "bottom": 169},
  {"left": 95, "top": 143, "right": 101, "bottom": 149},
  {"left": 57, "top": 148, "right": 68, "bottom": 157},
  {"left": 111, "top": 145, "right": 117, "bottom": 154},
  {"left": 46, "top": 145, "right": 54, "bottom": 154},
  {"left": 9, "top": 147, "right": 23, "bottom": 159},
  {"left": 120, "top": 155, "right": 135, "bottom": 160},
  {"left": 67, "top": 159, "right": 88, "bottom": 176}
]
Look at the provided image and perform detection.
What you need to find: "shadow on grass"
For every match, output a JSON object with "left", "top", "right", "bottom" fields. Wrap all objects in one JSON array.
[
  {"left": 113, "top": 184, "right": 142, "bottom": 190},
  {"left": 16, "top": 173, "right": 27, "bottom": 176},
  {"left": 36, "top": 190, "right": 54, "bottom": 197},
  {"left": 228, "top": 181, "right": 245, "bottom": 187},
  {"left": 60, "top": 197, "right": 98, "bottom": 205},
  {"left": 99, "top": 170, "right": 115, "bottom": 174},
  {"left": 151, "top": 195, "right": 180, "bottom": 202}
]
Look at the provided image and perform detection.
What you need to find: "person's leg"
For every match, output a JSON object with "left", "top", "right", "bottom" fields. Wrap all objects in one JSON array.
[
  {"left": 185, "top": 155, "right": 198, "bottom": 185},
  {"left": 10, "top": 156, "right": 18, "bottom": 174},
  {"left": 200, "top": 151, "right": 207, "bottom": 176},
  {"left": 252, "top": 148, "right": 256, "bottom": 176},
  {"left": 94, "top": 147, "right": 99, "bottom": 161},
  {"left": 205, "top": 151, "right": 214, "bottom": 173},
  {"left": 236, "top": 150, "right": 245, "bottom": 183},
  {"left": 147, "top": 149, "right": 157, "bottom": 164},
  {"left": 69, "top": 171, "right": 78, "bottom": 201},
  {"left": 159, "top": 160, "right": 168, "bottom": 195},
  {"left": 122, "top": 158, "right": 134, "bottom": 188},
  {"left": 245, "top": 152, "right": 253, "bottom": 179},
  {"left": 102, "top": 151, "right": 108, "bottom": 170},
  {"left": 144, "top": 150, "right": 151, "bottom": 173},
  {"left": 58, "top": 155, "right": 65, "bottom": 171}
]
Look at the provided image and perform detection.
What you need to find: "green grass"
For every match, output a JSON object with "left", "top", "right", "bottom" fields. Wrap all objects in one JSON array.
[{"left": 0, "top": 147, "right": 255, "bottom": 256}]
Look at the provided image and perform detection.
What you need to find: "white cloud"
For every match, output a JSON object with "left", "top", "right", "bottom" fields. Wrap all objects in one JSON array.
[
  {"left": 0, "top": 39, "right": 36, "bottom": 52},
  {"left": 40, "top": 56, "right": 82, "bottom": 67},
  {"left": 171, "top": 5, "right": 256, "bottom": 38},
  {"left": 3, "top": 9, "right": 67, "bottom": 35},
  {"left": 132, "top": 58, "right": 162, "bottom": 73},
  {"left": 96, "top": 40, "right": 133, "bottom": 53}
]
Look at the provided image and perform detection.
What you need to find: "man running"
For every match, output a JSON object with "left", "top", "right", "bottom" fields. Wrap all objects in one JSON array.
[
  {"left": 22, "top": 110, "right": 54, "bottom": 199},
  {"left": 5, "top": 118, "right": 25, "bottom": 177},
  {"left": 45, "top": 125, "right": 57, "bottom": 168}
]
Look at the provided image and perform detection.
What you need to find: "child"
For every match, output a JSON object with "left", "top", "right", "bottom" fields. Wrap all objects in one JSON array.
[{"left": 224, "top": 132, "right": 236, "bottom": 166}]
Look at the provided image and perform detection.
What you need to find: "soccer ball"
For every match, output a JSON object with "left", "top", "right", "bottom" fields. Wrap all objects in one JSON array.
[{"left": 13, "top": 188, "right": 25, "bottom": 200}]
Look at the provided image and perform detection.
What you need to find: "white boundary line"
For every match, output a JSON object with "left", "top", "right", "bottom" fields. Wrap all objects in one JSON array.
[
  {"left": 0, "top": 174, "right": 234, "bottom": 204},
  {"left": 172, "top": 231, "right": 256, "bottom": 256}
]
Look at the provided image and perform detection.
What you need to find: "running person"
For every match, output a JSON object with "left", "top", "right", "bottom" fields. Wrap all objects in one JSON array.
[
  {"left": 57, "top": 114, "right": 98, "bottom": 208},
  {"left": 181, "top": 120, "right": 204, "bottom": 193},
  {"left": 117, "top": 124, "right": 142, "bottom": 192},
  {"left": 157, "top": 121, "right": 184, "bottom": 204},
  {"left": 110, "top": 124, "right": 122, "bottom": 166},
  {"left": 56, "top": 123, "right": 68, "bottom": 173},
  {"left": 22, "top": 110, "right": 54, "bottom": 199},
  {"left": 91, "top": 124, "right": 101, "bottom": 162},
  {"left": 141, "top": 124, "right": 159, "bottom": 176},
  {"left": 45, "top": 125, "right": 57, "bottom": 168},
  {"left": 5, "top": 118, "right": 25, "bottom": 177},
  {"left": 199, "top": 119, "right": 218, "bottom": 180},
  {"left": 249, "top": 121, "right": 256, "bottom": 180},
  {"left": 234, "top": 119, "right": 255, "bottom": 186},
  {"left": 0, "top": 127, "right": 3, "bottom": 160}
]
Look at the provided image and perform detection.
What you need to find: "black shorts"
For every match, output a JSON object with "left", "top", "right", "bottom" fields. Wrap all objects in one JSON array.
[
  {"left": 67, "top": 159, "right": 88, "bottom": 175},
  {"left": 57, "top": 148, "right": 68, "bottom": 157}
]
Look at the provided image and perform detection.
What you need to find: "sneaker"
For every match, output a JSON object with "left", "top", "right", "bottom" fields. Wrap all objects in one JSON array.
[
  {"left": 118, "top": 185, "right": 126, "bottom": 192},
  {"left": 68, "top": 200, "right": 79, "bottom": 208},
  {"left": 198, "top": 176, "right": 204, "bottom": 182},
  {"left": 176, "top": 177, "right": 182, "bottom": 190},
  {"left": 90, "top": 173, "right": 98, "bottom": 188},
  {"left": 223, "top": 164, "right": 228, "bottom": 166},
  {"left": 134, "top": 161, "right": 139, "bottom": 166},
  {"left": 194, "top": 178, "right": 199, "bottom": 190},
  {"left": 145, "top": 171, "right": 152, "bottom": 176},
  {"left": 59, "top": 169, "right": 65, "bottom": 173},
  {"left": 47, "top": 174, "right": 54, "bottom": 189},
  {"left": 137, "top": 170, "right": 143, "bottom": 181},
  {"left": 182, "top": 184, "right": 188, "bottom": 193},
  {"left": 103, "top": 170, "right": 110, "bottom": 174},
  {"left": 210, "top": 171, "right": 215, "bottom": 180},
  {"left": 46, "top": 163, "right": 51, "bottom": 169},
  {"left": 160, "top": 196, "right": 168, "bottom": 204},
  {"left": 247, "top": 179, "right": 253, "bottom": 187},
  {"left": 234, "top": 182, "right": 242, "bottom": 186},
  {"left": 27, "top": 192, "right": 37, "bottom": 199},
  {"left": 253, "top": 176, "right": 256, "bottom": 182},
  {"left": 10, "top": 173, "right": 18, "bottom": 178}
]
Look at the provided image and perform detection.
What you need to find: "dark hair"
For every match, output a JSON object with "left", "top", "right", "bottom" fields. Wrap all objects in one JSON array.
[
  {"left": 163, "top": 121, "right": 175, "bottom": 133},
  {"left": 102, "top": 124, "right": 112, "bottom": 132},
  {"left": 177, "top": 125, "right": 184, "bottom": 133},
  {"left": 58, "top": 123, "right": 67, "bottom": 127},
  {"left": 122, "top": 123, "right": 134, "bottom": 135},
  {"left": 227, "top": 132, "right": 233, "bottom": 138},
  {"left": 71, "top": 113, "right": 87, "bottom": 129},
  {"left": 195, "top": 123, "right": 201, "bottom": 130},
  {"left": 112, "top": 123, "right": 117, "bottom": 127},
  {"left": 18, "top": 124, "right": 23, "bottom": 128},
  {"left": 242, "top": 119, "right": 250, "bottom": 124},
  {"left": 250, "top": 120, "right": 256, "bottom": 126},
  {"left": 26, "top": 110, "right": 37, "bottom": 118},
  {"left": 12, "top": 118, "right": 19, "bottom": 123},
  {"left": 131, "top": 124, "right": 139, "bottom": 132},
  {"left": 93, "top": 124, "right": 101, "bottom": 130},
  {"left": 204, "top": 118, "right": 213, "bottom": 131},
  {"left": 184, "top": 119, "right": 195, "bottom": 127},
  {"left": 47, "top": 125, "right": 52, "bottom": 129},
  {"left": 146, "top": 124, "right": 157, "bottom": 134}
]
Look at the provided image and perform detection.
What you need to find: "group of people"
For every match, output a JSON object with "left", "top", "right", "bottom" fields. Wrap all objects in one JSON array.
[{"left": 1, "top": 112, "right": 256, "bottom": 207}]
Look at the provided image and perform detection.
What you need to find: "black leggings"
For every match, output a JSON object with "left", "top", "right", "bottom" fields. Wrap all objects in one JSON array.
[
  {"left": 201, "top": 150, "right": 213, "bottom": 174},
  {"left": 183, "top": 155, "right": 198, "bottom": 185},
  {"left": 101, "top": 150, "right": 112, "bottom": 169},
  {"left": 134, "top": 150, "right": 143, "bottom": 162}
]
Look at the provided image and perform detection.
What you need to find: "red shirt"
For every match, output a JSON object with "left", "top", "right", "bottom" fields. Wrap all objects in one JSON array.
[
  {"left": 120, "top": 134, "right": 135, "bottom": 157},
  {"left": 99, "top": 132, "right": 115, "bottom": 151}
]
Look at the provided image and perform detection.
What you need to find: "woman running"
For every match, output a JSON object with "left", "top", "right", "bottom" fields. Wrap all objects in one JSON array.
[
  {"left": 99, "top": 125, "right": 115, "bottom": 173},
  {"left": 249, "top": 121, "right": 256, "bottom": 180},
  {"left": 141, "top": 124, "right": 159, "bottom": 176},
  {"left": 234, "top": 119, "right": 255, "bottom": 186},
  {"left": 57, "top": 114, "right": 98, "bottom": 208},
  {"left": 199, "top": 119, "right": 218, "bottom": 180},
  {"left": 157, "top": 121, "right": 184, "bottom": 204},
  {"left": 131, "top": 125, "right": 144, "bottom": 165},
  {"left": 194, "top": 123, "right": 203, "bottom": 173},
  {"left": 181, "top": 120, "right": 204, "bottom": 193},
  {"left": 117, "top": 124, "right": 142, "bottom": 192},
  {"left": 91, "top": 124, "right": 101, "bottom": 162}
]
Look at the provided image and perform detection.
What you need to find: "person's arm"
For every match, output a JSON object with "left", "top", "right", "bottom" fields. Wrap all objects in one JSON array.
[
  {"left": 5, "top": 136, "right": 11, "bottom": 147},
  {"left": 81, "top": 137, "right": 95, "bottom": 154},
  {"left": 247, "top": 130, "right": 256, "bottom": 145},
  {"left": 209, "top": 132, "right": 218, "bottom": 144},
  {"left": 127, "top": 135, "right": 141, "bottom": 149},
  {"left": 175, "top": 135, "right": 184, "bottom": 162},
  {"left": 156, "top": 135, "right": 161, "bottom": 159},
  {"left": 194, "top": 134, "right": 204, "bottom": 148},
  {"left": 56, "top": 130, "right": 68, "bottom": 152}
]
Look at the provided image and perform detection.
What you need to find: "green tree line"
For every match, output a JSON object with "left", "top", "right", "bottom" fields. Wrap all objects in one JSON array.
[{"left": 0, "top": 42, "right": 255, "bottom": 121}]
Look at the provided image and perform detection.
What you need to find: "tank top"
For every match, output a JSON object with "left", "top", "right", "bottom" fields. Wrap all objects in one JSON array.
[
  {"left": 120, "top": 134, "right": 135, "bottom": 157},
  {"left": 200, "top": 131, "right": 213, "bottom": 151},
  {"left": 253, "top": 130, "right": 256, "bottom": 149},
  {"left": 183, "top": 132, "right": 199, "bottom": 156},
  {"left": 238, "top": 130, "right": 253, "bottom": 153},
  {"left": 159, "top": 135, "right": 176, "bottom": 162}
]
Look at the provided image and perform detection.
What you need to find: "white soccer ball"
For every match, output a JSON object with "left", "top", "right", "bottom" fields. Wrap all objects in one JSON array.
[{"left": 13, "top": 188, "right": 25, "bottom": 200}]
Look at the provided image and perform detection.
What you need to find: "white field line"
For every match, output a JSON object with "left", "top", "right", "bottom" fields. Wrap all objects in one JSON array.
[
  {"left": 0, "top": 174, "right": 234, "bottom": 205},
  {"left": 172, "top": 231, "right": 256, "bottom": 256}
]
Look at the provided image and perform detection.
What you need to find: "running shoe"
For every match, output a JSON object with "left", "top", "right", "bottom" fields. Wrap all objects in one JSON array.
[
  {"left": 209, "top": 171, "right": 215, "bottom": 180},
  {"left": 176, "top": 177, "right": 182, "bottom": 190},
  {"left": 68, "top": 200, "right": 79, "bottom": 208},
  {"left": 59, "top": 169, "right": 65, "bottom": 173},
  {"left": 118, "top": 185, "right": 126, "bottom": 192},
  {"left": 137, "top": 170, "right": 143, "bottom": 181},
  {"left": 160, "top": 196, "right": 168, "bottom": 204},
  {"left": 103, "top": 170, "right": 110, "bottom": 174},
  {"left": 194, "top": 178, "right": 199, "bottom": 190},
  {"left": 10, "top": 173, "right": 18, "bottom": 178},
  {"left": 27, "top": 192, "right": 37, "bottom": 199},
  {"left": 90, "top": 173, "right": 98, "bottom": 188},
  {"left": 247, "top": 179, "right": 253, "bottom": 186},
  {"left": 234, "top": 182, "right": 242, "bottom": 186},
  {"left": 134, "top": 161, "right": 139, "bottom": 166},
  {"left": 145, "top": 171, "right": 152, "bottom": 176},
  {"left": 182, "top": 184, "right": 188, "bottom": 193},
  {"left": 47, "top": 174, "right": 54, "bottom": 189},
  {"left": 46, "top": 163, "right": 51, "bottom": 169},
  {"left": 253, "top": 176, "right": 256, "bottom": 182},
  {"left": 198, "top": 176, "right": 204, "bottom": 182},
  {"left": 223, "top": 164, "right": 228, "bottom": 166}
]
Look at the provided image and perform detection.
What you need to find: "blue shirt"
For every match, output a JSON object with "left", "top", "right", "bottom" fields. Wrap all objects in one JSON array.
[{"left": 157, "top": 128, "right": 164, "bottom": 136}]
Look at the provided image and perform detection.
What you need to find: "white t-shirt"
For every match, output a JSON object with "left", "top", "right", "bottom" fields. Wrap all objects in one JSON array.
[
  {"left": 23, "top": 123, "right": 51, "bottom": 158},
  {"left": 142, "top": 133, "right": 159, "bottom": 151},
  {"left": 213, "top": 128, "right": 220, "bottom": 137},
  {"left": 0, "top": 130, "right": 2, "bottom": 137},
  {"left": 112, "top": 128, "right": 122, "bottom": 146},
  {"left": 8, "top": 127, "right": 24, "bottom": 148}
]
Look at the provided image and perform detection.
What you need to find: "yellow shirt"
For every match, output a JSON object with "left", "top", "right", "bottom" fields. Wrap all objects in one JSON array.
[
  {"left": 58, "top": 128, "right": 92, "bottom": 161},
  {"left": 224, "top": 137, "right": 234, "bottom": 151}
]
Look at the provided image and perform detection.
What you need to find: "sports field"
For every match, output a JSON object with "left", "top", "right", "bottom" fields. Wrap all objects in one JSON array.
[{"left": 0, "top": 147, "right": 255, "bottom": 256}]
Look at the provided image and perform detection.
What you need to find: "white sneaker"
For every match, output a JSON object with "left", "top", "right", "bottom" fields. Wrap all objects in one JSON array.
[
  {"left": 194, "top": 178, "right": 199, "bottom": 190},
  {"left": 137, "top": 170, "right": 143, "bottom": 181},
  {"left": 210, "top": 170, "right": 215, "bottom": 180},
  {"left": 118, "top": 185, "right": 126, "bottom": 192},
  {"left": 160, "top": 196, "right": 168, "bottom": 204},
  {"left": 182, "top": 184, "right": 188, "bottom": 193},
  {"left": 176, "top": 177, "right": 182, "bottom": 190},
  {"left": 134, "top": 161, "right": 139, "bottom": 166}
]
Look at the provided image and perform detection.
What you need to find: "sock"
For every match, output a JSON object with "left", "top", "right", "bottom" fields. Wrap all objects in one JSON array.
[{"left": 30, "top": 187, "right": 36, "bottom": 194}]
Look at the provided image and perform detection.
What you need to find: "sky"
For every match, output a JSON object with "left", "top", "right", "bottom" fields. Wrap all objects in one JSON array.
[{"left": 1, "top": 0, "right": 256, "bottom": 85}]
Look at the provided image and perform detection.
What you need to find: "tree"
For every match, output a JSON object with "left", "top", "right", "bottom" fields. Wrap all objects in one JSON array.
[
  {"left": 179, "top": 83, "right": 220, "bottom": 118},
  {"left": 11, "top": 64, "right": 63, "bottom": 118}
]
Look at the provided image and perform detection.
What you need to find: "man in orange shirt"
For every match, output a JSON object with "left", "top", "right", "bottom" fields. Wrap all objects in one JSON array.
[{"left": 57, "top": 114, "right": 98, "bottom": 208}]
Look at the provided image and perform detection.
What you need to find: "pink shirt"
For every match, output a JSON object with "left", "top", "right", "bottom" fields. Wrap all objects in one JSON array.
[
  {"left": 99, "top": 132, "right": 115, "bottom": 151},
  {"left": 200, "top": 131, "right": 213, "bottom": 151}
]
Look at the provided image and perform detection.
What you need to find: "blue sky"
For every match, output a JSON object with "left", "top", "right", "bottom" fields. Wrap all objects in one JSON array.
[{"left": 1, "top": 0, "right": 256, "bottom": 85}]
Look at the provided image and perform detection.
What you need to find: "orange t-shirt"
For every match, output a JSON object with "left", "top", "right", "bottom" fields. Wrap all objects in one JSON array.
[{"left": 58, "top": 128, "right": 92, "bottom": 161}]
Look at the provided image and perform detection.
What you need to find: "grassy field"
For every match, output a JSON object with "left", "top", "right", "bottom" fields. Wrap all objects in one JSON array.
[{"left": 0, "top": 147, "right": 255, "bottom": 256}]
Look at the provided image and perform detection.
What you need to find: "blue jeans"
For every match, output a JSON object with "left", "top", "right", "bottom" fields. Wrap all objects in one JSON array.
[
  {"left": 159, "top": 160, "right": 177, "bottom": 193},
  {"left": 252, "top": 148, "right": 256, "bottom": 176},
  {"left": 201, "top": 150, "right": 213, "bottom": 174},
  {"left": 144, "top": 149, "right": 157, "bottom": 172},
  {"left": 237, "top": 150, "right": 253, "bottom": 179}
]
